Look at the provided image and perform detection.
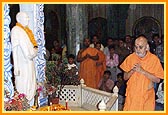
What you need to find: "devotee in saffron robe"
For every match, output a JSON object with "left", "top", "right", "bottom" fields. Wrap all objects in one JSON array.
[
  {"left": 95, "top": 42, "right": 106, "bottom": 88},
  {"left": 120, "top": 35, "right": 164, "bottom": 111},
  {"left": 11, "top": 12, "right": 37, "bottom": 103},
  {"left": 77, "top": 38, "right": 99, "bottom": 88}
]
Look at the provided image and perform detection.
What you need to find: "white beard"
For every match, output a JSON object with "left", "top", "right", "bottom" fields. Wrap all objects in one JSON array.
[{"left": 136, "top": 52, "right": 146, "bottom": 58}]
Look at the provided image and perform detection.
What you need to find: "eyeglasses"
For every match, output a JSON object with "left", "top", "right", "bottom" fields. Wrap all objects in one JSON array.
[{"left": 134, "top": 45, "right": 145, "bottom": 50}]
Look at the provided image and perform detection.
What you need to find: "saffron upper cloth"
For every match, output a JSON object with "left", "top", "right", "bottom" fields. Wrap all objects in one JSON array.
[
  {"left": 79, "top": 47, "right": 99, "bottom": 88},
  {"left": 120, "top": 51, "right": 164, "bottom": 111}
]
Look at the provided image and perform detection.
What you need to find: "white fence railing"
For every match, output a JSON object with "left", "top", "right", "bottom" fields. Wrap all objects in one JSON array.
[{"left": 57, "top": 79, "right": 119, "bottom": 111}]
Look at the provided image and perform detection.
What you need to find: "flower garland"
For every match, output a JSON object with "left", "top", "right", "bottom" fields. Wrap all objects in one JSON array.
[{"left": 16, "top": 23, "right": 38, "bottom": 48}]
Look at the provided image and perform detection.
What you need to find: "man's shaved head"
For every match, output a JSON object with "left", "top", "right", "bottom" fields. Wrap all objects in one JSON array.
[
  {"left": 135, "top": 36, "right": 148, "bottom": 46},
  {"left": 134, "top": 35, "right": 149, "bottom": 58}
]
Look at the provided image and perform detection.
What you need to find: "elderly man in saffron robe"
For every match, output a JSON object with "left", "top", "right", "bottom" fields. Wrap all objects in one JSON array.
[
  {"left": 77, "top": 38, "right": 99, "bottom": 88},
  {"left": 120, "top": 35, "right": 164, "bottom": 111}
]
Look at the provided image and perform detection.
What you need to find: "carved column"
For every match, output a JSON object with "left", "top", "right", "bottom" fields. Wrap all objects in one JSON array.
[
  {"left": 107, "top": 5, "right": 129, "bottom": 38},
  {"left": 66, "top": 4, "right": 88, "bottom": 56},
  {"left": 4, "top": 4, "right": 14, "bottom": 101},
  {"left": 126, "top": 5, "right": 136, "bottom": 35},
  {"left": 118, "top": 5, "right": 129, "bottom": 38},
  {"left": 107, "top": 5, "right": 118, "bottom": 38}
]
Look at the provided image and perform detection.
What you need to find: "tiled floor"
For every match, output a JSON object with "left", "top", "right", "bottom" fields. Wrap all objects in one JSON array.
[{"left": 69, "top": 106, "right": 87, "bottom": 111}]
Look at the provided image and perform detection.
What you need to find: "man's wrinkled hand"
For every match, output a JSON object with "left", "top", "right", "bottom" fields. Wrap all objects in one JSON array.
[{"left": 133, "top": 63, "right": 144, "bottom": 73}]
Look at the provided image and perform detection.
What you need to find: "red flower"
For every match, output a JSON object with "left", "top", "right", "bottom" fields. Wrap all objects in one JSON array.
[
  {"left": 18, "top": 93, "right": 25, "bottom": 99},
  {"left": 49, "top": 86, "right": 53, "bottom": 92},
  {"left": 36, "top": 86, "right": 43, "bottom": 96},
  {"left": 37, "top": 86, "right": 43, "bottom": 92},
  {"left": 10, "top": 99, "right": 16, "bottom": 104}
]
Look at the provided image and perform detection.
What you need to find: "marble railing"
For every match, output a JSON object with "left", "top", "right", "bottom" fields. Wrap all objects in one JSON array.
[
  {"left": 40, "top": 79, "right": 118, "bottom": 111},
  {"left": 58, "top": 79, "right": 118, "bottom": 111}
]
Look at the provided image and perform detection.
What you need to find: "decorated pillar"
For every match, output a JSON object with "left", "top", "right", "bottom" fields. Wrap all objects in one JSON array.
[
  {"left": 66, "top": 4, "right": 88, "bottom": 56},
  {"left": 4, "top": 4, "right": 14, "bottom": 101},
  {"left": 33, "top": 4, "right": 47, "bottom": 106}
]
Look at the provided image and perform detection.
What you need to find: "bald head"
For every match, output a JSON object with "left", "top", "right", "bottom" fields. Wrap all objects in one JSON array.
[
  {"left": 135, "top": 36, "right": 148, "bottom": 46},
  {"left": 16, "top": 12, "right": 29, "bottom": 27},
  {"left": 134, "top": 35, "right": 149, "bottom": 58}
]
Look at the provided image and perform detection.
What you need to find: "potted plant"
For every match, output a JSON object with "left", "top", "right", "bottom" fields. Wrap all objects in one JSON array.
[{"left": 45, "top": 53, "right": 80, "bottom": 104}]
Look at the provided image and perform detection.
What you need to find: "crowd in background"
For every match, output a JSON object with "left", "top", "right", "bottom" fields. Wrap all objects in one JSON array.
[{"left": 45, "top": 33, "right": 164, "bottom": 111}]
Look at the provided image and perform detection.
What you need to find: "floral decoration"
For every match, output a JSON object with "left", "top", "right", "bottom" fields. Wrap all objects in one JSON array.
[{"left": 4, "top": 91, "right": 30, "bottom": 111}]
